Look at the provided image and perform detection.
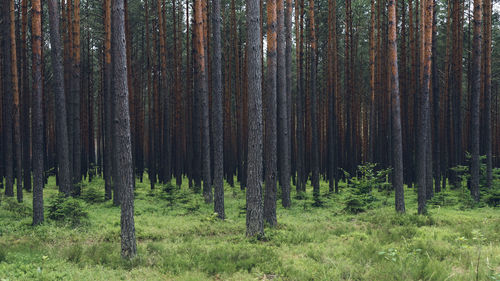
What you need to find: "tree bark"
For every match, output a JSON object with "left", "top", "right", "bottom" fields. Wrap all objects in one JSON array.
[
  {"left": 212, "top": 0, "right": 225, "bottom": 219},
  {"left": 111, "top": 0, "right": 137, "bottom": 258},
  {"left": 277, "top": 0, "right": 290, "bottom": 208},
  {"left": 388, "top": 0, "right": 405, "bottom": 213},
  {"left": 264, "top": 0, "right": 277, "bottom": 226},
  {"left": 245, "top": 0, "right": 264, "bottom": 237},
  {"left": 470, "top": 0, "right": 482, "bottom": 201},
  {"left": 48, "top": 0, "right": 72, "bottom": 197}
]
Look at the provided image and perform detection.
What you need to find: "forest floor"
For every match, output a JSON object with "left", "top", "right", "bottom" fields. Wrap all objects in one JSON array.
[{"left": 0, "top": 176, "right": 500, "bottom": 280}]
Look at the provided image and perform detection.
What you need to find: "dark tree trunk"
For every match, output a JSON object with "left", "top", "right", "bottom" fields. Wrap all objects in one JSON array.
[
  {"left": 277, "top": 0, "right": 290, "bottom": 208},
  {"left": 72, "top": 0, "right": 82, "bottom": 195},
  {"left": 2, "top": 0, "right": 14, "bottom": 198},
  {"left": 431, "top": 0, "right": 440, "bottom": 193},
  {"left": 470, "top": 0, "right": 482, "bottom": 201},
  {"left": 309, "top": 0, "right": 319, "bottom": 196},
  {"left": 48, "top": 0, "right": 72, "bottom": 196},
  {"left": 21, "top": 0, "right": 31, "bottom": 193},
  {"left": 245, "top": 0, "right": 264, "bottom": 237},
  {"left": 103, "top": 0, "right": 113, "bottom": 200},
  {"left": 212, "top": 0, "right": 224, "bottom": 219},
  {"left": 32, "top": 0, "right": 44, "bottom": 225},
  {"left": 111, "top": 0, "right": 137, "bottom": 258},
  {"left": 264, "top": 0, "right": 277, "bottom": 226},
  {"left": 483, "top": 0, "right": 492, "bottom": 188}
]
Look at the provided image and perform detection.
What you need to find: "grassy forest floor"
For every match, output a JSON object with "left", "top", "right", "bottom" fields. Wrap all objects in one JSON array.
[{"left": 0, "top": 176, "right": 500, "bottom": 280}]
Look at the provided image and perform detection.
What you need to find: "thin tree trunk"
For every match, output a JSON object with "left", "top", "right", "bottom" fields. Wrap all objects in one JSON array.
[
  {"left": 2, "top": 0, "right": 14, "bottom": 198},
  {"left": 72, "top": 0, "right": 82, "bottom": 195},
  {"left": 264, "top": 0, "right": 277, "bottom": 226},
  {"left": 277, "top": 0, "right": 290, "bottom": 208},
  {"left": 310, "top": 0, "right": 319, "bottom": 196},
  {"left": 483, "top": 0, "right": 492, "bottom": 188},
  {"left": 212, "top": 0, "right": 224, "bottom": 219},
  {"left": 388, "top": 0, "right": 405, "bottom": 213},
  {"left": 470, "top": 0, "right": 482, "bottom": 201},
  {"left": 32, "top": 0, "right": 44, "bottom": 225},
  {"left": 103, "top": 0, "right": 113, "bottom": 200}
]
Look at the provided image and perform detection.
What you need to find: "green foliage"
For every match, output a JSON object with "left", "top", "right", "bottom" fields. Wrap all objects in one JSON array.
[
  {"left": 1, "top": 197, "right": 32, "bottom": 217},
  {"left": 47, "top": 195, "right": 89, "bottom": 226},
  {"left": 80, "top": 185, "right": 105, "bottom": 204},
  {"left": 1, "top": 175, "right": 500, "bottom": 280},
  {"left": 341, "top": 163, "right": 390, "bottom": 213}
]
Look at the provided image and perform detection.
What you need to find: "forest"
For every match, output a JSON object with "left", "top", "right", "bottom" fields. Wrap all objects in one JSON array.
[{"left": 0, "top": 0, "right": 500, "bottom": 279}]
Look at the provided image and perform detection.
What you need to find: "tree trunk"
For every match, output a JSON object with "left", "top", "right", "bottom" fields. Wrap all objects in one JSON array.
[
  {"left": 32, "top": 0, "right": 44, "bottom": 225},
  {"left": 2, "top": 0, "right": 14, "bottom": 198},
  {"left": 264, "top": 0, "right": 277, "bottom": 226},
  {"left": 388, "top": 0, "right": 405, "bottom": 213},
  {"left": 245, "top": 0, "right": 264, "bottom": 237},
  {"left": 277, "top": 0, "right": 290, "bottom": 208},
  {"left": 72, "top": 0, "right": 82, "bottom": 195},
  {"left": 483, "top": 0, "right": 492, "bottom": 189},
  {"left": 212, "top": 0, "right": 224, "bottom": 219},
  {"left": 470, "top": 0, "right": 482, "bottom": 201},
  {"left": 310, "top": 0, "right": 319, "bottom": 196},
  {"left": 111, "top": 0, "right": 137, "bottom": 258},
  {"left": 48, "top": 0, "right": 72, "bottom": 197}
]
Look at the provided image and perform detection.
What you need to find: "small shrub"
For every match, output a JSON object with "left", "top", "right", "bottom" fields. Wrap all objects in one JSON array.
[
  {"left": 344, "top": 194, "right": 366, "bottom": 214},
  {"left": 81, "top": 186, "right": 105, "bottom": 204},
  {"left": 48, "top": 195, "right": 89, "bottom": 226}
]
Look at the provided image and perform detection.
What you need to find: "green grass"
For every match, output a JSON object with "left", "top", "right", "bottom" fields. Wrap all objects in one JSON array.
[{"left": 0, "top": 176, "right": 499, "bottom": 280}]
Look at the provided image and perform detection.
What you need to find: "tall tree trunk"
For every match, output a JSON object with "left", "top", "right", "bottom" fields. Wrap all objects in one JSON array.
[
  {"left": 32, "top": 0, "right": 44, "bottom": 225},
  {"left": 417, "top": 0, "right": 432, "bottom": 214},
  {"left": 388, "top": 0, "right": 405, "bottom": 213},
  {"left": 103, "top": 0, "right": 113, "bottom": 200},
  {"left": 212, "top": 0, "right": 224, "bottom": 219},
  {"left": 264, "top": 0, "right": 277, "bottom": 226},
  {"left": 195, "top": 0, "right": 212, "bottom": 203},
  {"left": 245, "top": 0, "right": 264, "bottom": 237},
  {"left": 310, "top": 0, "right": 319, "bottom": 196},
  {"left": 2, "top": 0, "right": 14, "bottom": 198},
  {"left": 327, "top": 0, "right": 338, "bottom": 194},
  {"left": 72, "top": 0, "right": 82, "bottom": 195},
  {"left": 277, "top": 0, "right": 290, "bottom": 208},
  {"left": 483, "top": 0, "right": 492, "bottom": 188},
  {"left": 21, "top": 0, "right": 31, "bottom": 193},
  {"left": 470, "top": 0, "right": 482, "bottom": 201},
  {"left": 431, "top": 0, "right": 441, "bottom": 193},
  {"left": 8, "top": 0, "right": 23, "bottom": 202},
  {"left": 111, "top": 0, "right": 137, "bottom": 258},
  {"left": 48, "top": 0, "right": 72, "bottom": 196}
]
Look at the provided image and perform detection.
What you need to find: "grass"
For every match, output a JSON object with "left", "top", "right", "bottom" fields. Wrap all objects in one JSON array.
[{"left": 0, "top": 175, "right": 499, "bottom": 280}]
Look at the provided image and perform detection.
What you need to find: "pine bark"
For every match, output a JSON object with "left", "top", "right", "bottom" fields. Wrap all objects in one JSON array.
[
  {"left": 245, "top": 0, "right": 264, "bottom": 237},
  {"left": 470, "top": 0, "right": 482, "bottom": 201},
  {"left": 388, "top": 0, "right": 405, "bottom": 213},
  {"left": 48, "top": 0, "right": 72, "bottom": 196},
  {"left": 32, "top": 0, "right": 44, "bottom": 225},
  {"left": 277, "top": 0, "right": 290, "bottom": 208},
  {"left": 212, "top": 0, "right": 225, "bottom": 219},
  {"left": 264, "top": 0, "right": 277, "bottom": 226},
  {"left": 111, "top": 0, "right": 137, "bottom": 258}
]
